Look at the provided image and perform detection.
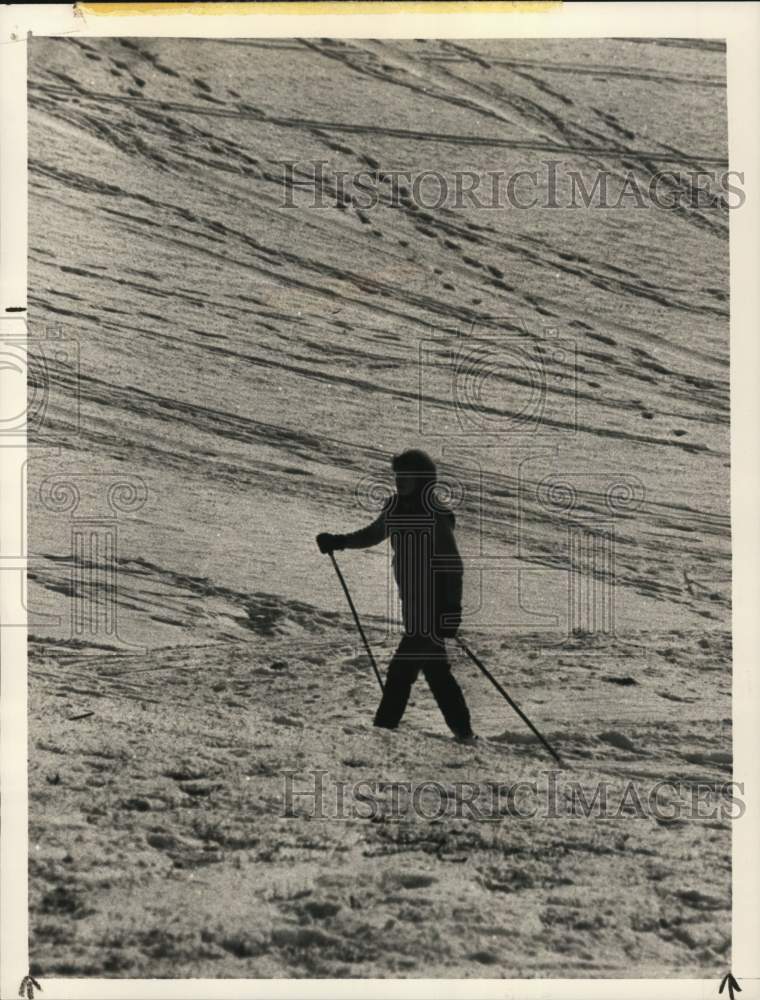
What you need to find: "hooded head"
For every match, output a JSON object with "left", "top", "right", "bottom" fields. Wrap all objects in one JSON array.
[{"left": 392, "top": 449, "right": 437, "bottom": 503}]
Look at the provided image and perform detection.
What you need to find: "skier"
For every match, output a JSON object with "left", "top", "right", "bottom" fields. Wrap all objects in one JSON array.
[{"left": 317, "top": 449, "right": 477, "bottom": 743}]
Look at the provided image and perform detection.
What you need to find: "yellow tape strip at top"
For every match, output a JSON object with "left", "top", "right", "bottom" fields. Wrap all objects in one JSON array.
[{"left": 78, "top": 1, "right": 560, "bottom": 17}]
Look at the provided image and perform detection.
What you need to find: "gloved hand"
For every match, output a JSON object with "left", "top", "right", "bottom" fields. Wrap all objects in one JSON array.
[{"left": 316, "top": 532, "right": 342, "bottom": 554}]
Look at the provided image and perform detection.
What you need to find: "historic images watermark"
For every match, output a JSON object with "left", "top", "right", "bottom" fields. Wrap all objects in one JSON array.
[
  {"left": 418, "top": 325, "right": 577, "bottom": 438},
  {"left": 1, "top": 321, "right": 148, "bottom": 650},
  {"left": 279, "top": 161, "right": 745, "bottom": 212},
  {"left": 0, "top": 322, "right": 80, "bottom": 442},
  {"left": 343, "top": 319, "right": 628, "bottom": 646},
  {"left": 32, "top": 472, "right": 149, "bottom": 649},
  {"left": 282, "top": 769, "right": 745, "bottom": 823}
]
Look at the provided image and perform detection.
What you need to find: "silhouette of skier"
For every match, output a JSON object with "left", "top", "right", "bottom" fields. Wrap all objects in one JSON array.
[{"left": 317, "top": 449, "right": 476, "bottom": 742}]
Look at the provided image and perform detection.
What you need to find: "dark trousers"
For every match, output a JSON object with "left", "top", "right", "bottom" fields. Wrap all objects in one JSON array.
[{"left": 374, "top": 634, "right": 473, "bottom": 737}]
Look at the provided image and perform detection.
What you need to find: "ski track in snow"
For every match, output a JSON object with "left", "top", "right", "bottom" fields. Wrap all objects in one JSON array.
[{"left": 27, "top": 37, "right": 730, "bottom": 978}]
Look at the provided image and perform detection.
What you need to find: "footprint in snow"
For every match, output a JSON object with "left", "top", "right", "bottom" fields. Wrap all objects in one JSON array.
[
  {"left": 272, "top": 714, "right": 303, "bottom": 728},
  {"left": 681, "top": 750, "right": 732, "bottom": 769},
  {"left": 598, "top": 731, "right": 639, "bottom": 753}
]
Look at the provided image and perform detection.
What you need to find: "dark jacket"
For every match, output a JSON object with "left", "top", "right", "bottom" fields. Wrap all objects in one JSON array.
[{"left": 334, "top": 492, "right": 463, "bottom": 640}]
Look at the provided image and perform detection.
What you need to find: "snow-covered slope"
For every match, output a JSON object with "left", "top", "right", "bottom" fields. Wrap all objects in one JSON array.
[{"left": 27, "top": 36, "right": 731, "bottom": 978}]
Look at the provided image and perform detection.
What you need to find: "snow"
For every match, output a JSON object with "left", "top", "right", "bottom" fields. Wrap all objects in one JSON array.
[{"left": 27, "top": 35, "right": 730, "bottom": 979}]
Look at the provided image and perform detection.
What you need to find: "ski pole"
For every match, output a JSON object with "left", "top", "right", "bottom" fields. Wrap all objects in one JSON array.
[
  {"left": 327, "top": 551, "right": 384, "bottom": 692},
  {"left": 455, "top": 637, "right": 563, "bottom": 766}
]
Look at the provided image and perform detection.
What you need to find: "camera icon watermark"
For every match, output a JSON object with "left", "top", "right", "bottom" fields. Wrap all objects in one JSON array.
[
  {"left": 519, "top": 465, "right": 647, "bottom": 649},
  {"left": 340, "top": 449, "right": 650, "bottom": 651},
  {"left": 6, "top": 469, "right": 150, "bottom": 651},
  {"left": 418, "top": 324, "right": 577, "bottom": 437},
  {"left": 0, "top": 322, "right": 80, "bottom": 443},
  {"left": 354, "top": 469, "right": 467, "bottom": 645}
]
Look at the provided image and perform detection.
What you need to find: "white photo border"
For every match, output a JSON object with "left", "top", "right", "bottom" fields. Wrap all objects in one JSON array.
[{"left": 1, "top": 3, "right": 758, "bottom": 998}]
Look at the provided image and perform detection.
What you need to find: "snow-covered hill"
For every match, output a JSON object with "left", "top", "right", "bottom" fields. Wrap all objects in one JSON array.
[{"left": 27, "top": 36, "right": 731, "bottom": 978}]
